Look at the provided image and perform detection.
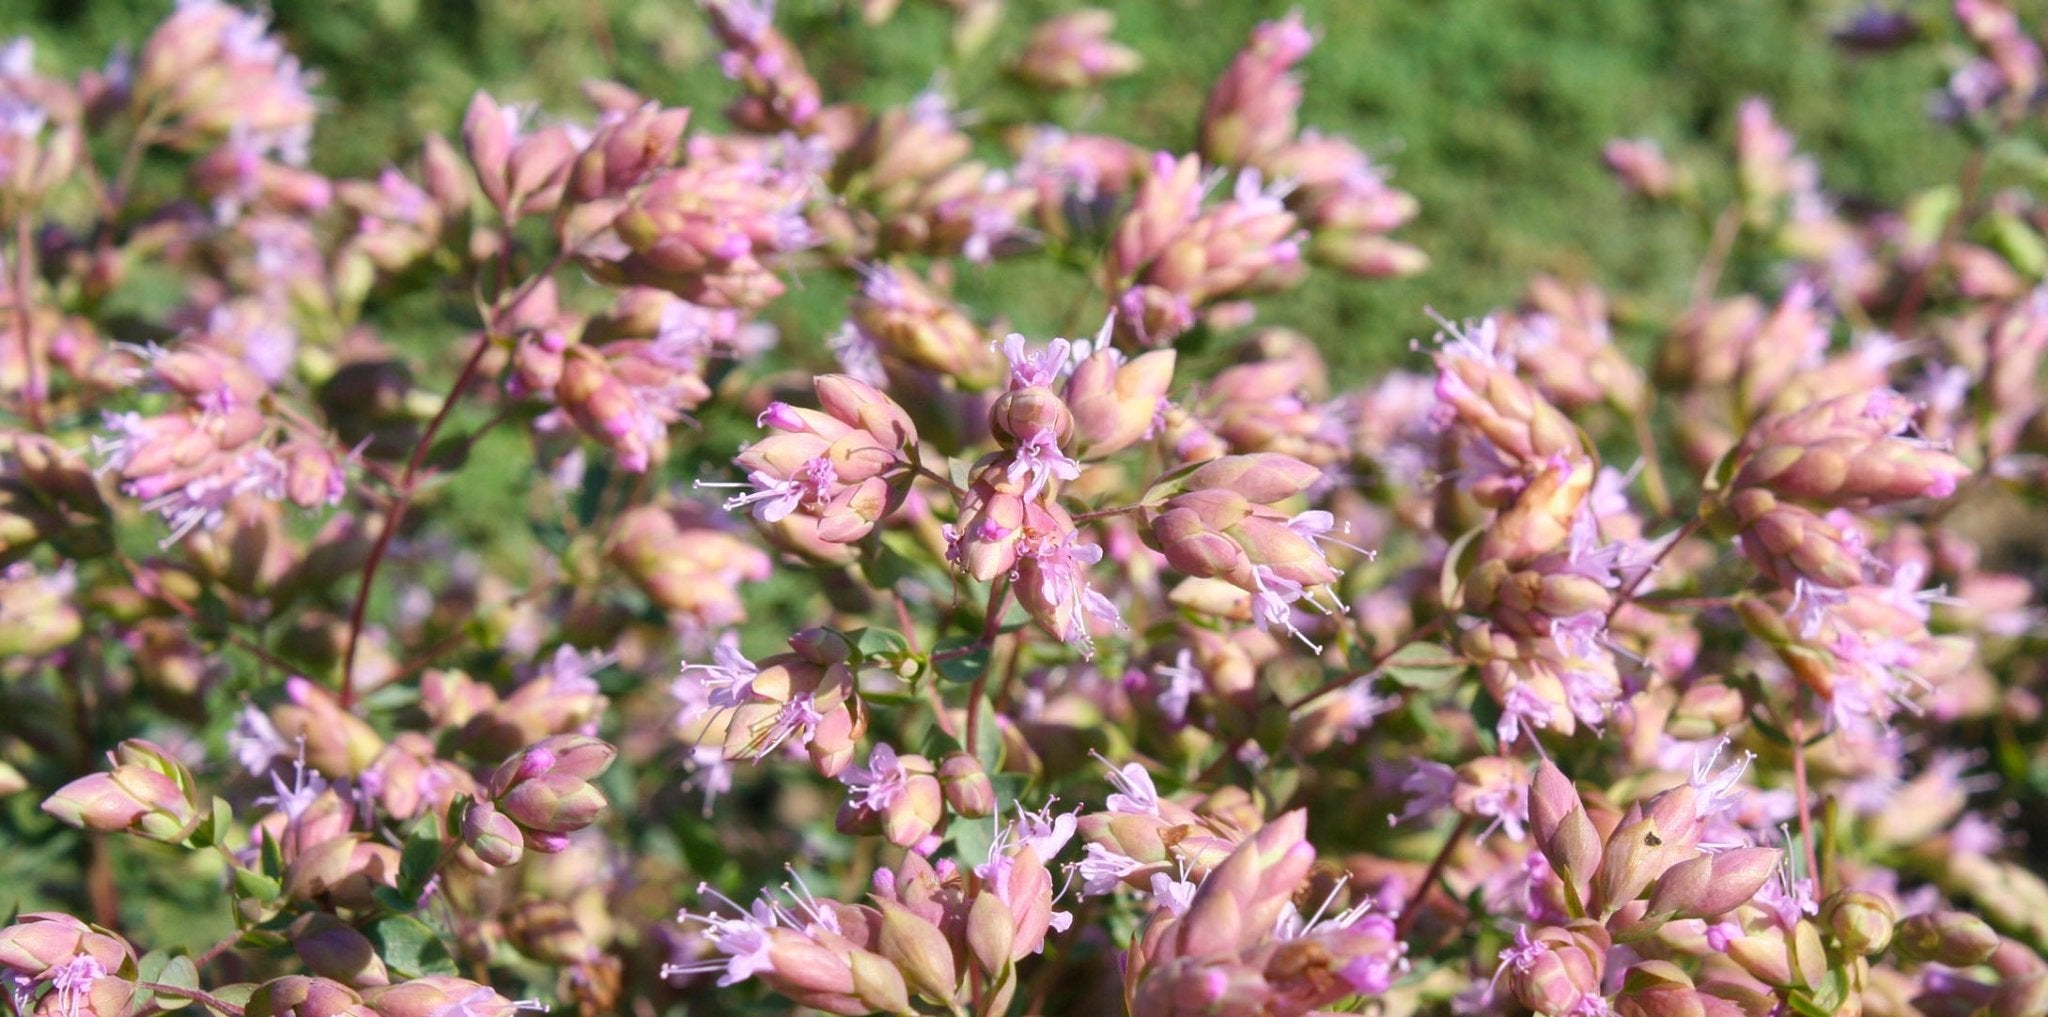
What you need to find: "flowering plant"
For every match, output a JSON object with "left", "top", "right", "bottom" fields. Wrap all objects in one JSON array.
[{"left": 0, "top": 2, "right": 2045, "bottom": 1015}]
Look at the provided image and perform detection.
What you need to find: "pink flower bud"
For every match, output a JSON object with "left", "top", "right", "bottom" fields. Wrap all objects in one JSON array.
[
  {"left": 1644, "top": 847, "right": 1780, "bottom": 922},
  {"left": 1895, "top": 909, "right": 2001, "bottom": 967},
  {"left": 462, "top": 92, "right": 515, "bottom": 212},
  {"left": 289, "top": 914, "right": 391, "bottom": 989},
  {"left": 939, "top": 752, "right": 996, "bottom": 818},
  {"left": 462, "top": 801, "right": 526, "bottom": 868},
  {"left": 1603, "top": 138, "right": 1676, "bottom": 199},
  {"left": 1012, "top": 10, "right": 1143, "bottom": 91},
  {"left": 568, "top": 104, "right": 691, "bottom": 202},
  {"left": 1530, "top": 760, "right": 1602, "bottom": 898},
  {"left": 366, "top": 976, "right": 526, "bottom": 1017},
  {"left": 876, "top": 901, "right": 957, "bottom": 1003},
  {"left": 246, "top": 976, "right": 377, "bottom": 1017}
]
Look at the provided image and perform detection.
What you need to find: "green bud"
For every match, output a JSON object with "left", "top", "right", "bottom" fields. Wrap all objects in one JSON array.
[
  {"left": 1895, "top": 910, "right": 2000, "bottom": 967},
  {"left": 1820, "top": 890, "right": 1895, "bottom": 957}
]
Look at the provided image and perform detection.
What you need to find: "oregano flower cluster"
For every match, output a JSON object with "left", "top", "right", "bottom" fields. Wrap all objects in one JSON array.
[{"left": 0, "top": 2, "right": 2044, "bottom": 1016}]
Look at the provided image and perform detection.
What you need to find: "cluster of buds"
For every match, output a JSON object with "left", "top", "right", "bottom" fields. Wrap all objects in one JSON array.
[
  {"left": 1720, "top": 388, "right": 1969, "bottom": 592},
  {"left": 670, "top": 805, "right": 1072, "bottom": 1016},
  {"left": 840, "top": 264, "right": 1005, "bottom": 392},
  {"left": 831, "top": 94, "right": 1036, "bottom": 264},
  {"left": 335, "top": 141, "right": 466, "bottom": 273},
  {"left": 1198, "top": 12, "right": 1424, "bottom": 281},
  {"left": 1181, "top": 334, "right": 1350, "bottom": 467},
  {"left": 587, "top": 138, "right": 814, "bottom": 308},
  {"left": 704, "top": 0, "right": 824, "bottom": 133},
  {"left": 0, "top": 913, "right": 137, "bottom": 1017},
  {"left": 94, "top": 343, "right": 346, "bottom": 545},
  {"left": 1530, "top": 759, "right": 1780, "bottom": 923},
  {"left": 1123, "top": 810, "right": 1407, "bottom": 1015},
  {"left": 942, "top": 332, "right": 1158, "bottom": 650},
  {"left": 677, "top": 627, "right": 867, "bottom": 778},
  {"left": 1105, "top": 153, "right": 1304, "bottom": 346},
  {"left": 1011, "top": 10, "right": 1143, "bottom": 91},
  {"left": 480, "top": 734, "right": 618, "bottom": 854},
  {"left": 1142, "top": 452, "right": 1343, "bottom": 648},
  {"left": 709, "top": 374, "right": 918, "bottom": 562},
  {"left": 41, "top": 738, "right": 204, "bottom": 844},
  {"left": 135, "top": 0, "right": 317, "bottom": 159},
  {"left": 0, "top": 41, "right": 82, "bottom": 202},
  {"left": 608, "top": 501, "right": 771, "bottom": 632},
  {"left": 1074, "top": 761, "right": 1261, "bottom": 899}
]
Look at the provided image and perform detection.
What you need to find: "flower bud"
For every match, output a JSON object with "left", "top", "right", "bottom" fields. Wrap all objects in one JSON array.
[
  {"left": 877, "top": 900, "right": 958, "bottom": 1003},
  {"left": 41, "top": 739, "right": 202, "bottom": 844},
  {"left": 1820, "top": 890, "right": 1895, "bottom": 957},
  {"left": 1645, "top": 848, "right": 1779, "bottom": 922},
  {"left": 1510, "top": 923, "right": 1609, "bottom": 1016},
  {"left": 990, "top": 386, "right": 1075, "bottom": 448},
  {"left": 489, "top": 735, "right": 616, "bottom": 846},
  {"left": 939, "top": 752, "right": 995, "bottom": 818},
  {"left": 1066, "top": 348, "right": 1174, "bottom": 458},
  {"left": 1894, "top": 910, "right": 2000, "bottom": 967},
  {"left": 1529, "top": 762, "right": 1602, "bottom": 895},
  {"left": 461, "top": 801, "right": 526, "bottom": 868},
  {"left": 367, "top": 976, "right": 523, "bottom": 1017},
  {"left": 566, "top": 104, "right": 691, "bottom": 202},
  {"left": 966, "top": 890, "right": 1015, "bottom": 977},
  {"left": 290, "top": 914, "right": 390, "bottom": 988},
  {"left": 245, "top": 976, "right": 376, "bottom": 1017},
  {"left": 1012, "top": 10, "right": 1143, "bottom": 91}
]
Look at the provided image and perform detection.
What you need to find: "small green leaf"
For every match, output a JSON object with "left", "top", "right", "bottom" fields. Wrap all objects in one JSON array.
[
  {"left": 259, "top": 829, "right": 283, "bottom": 879},
  {"left": 1380, "top": 643, "right": 1466, "bottom": 691},
  {"left": 949, "top": 811, "right": 996, "bottom": 867},
  {"left": 367, "top": 915, "right": 458, "bottom": 979},
  {"left": 934, "top": 637, "right": 991, "bottom": 684},
  {"left": 202, "top": 983, "right": 254, "bottom": 1017},
  {"left": 372, "top": 885, "right": 418, "bottom": 914},
  {"left": 850, "top": 627, "right": 911, "bottom": 660},
  {"left": 972, "top": 695, "right": 1003, "bottom": 772},
  {"left": 155, "top": 956, "right": 200, "bottom": 1011},
  {"left": 397, "top": 822, "right": 443, "bottom": 899},
  {"left": 861, "top": 544, "right": 919, "bottom": 589},
  {"left": 231, "top": 866, "right": 281, "bottom": 902}
]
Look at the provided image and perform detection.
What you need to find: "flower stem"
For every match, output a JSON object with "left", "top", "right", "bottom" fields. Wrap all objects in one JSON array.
[{"left": 339, "top": 331, "right": 495, "bottom": 708}]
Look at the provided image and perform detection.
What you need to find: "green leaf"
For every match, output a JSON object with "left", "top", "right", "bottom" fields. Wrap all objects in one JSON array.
[
  {"left": 372, "top": 885, "right": 417, "bottom": 913},
  {"left": 367, "top": 915, "right": 458, "bottom": 979},
  {"left": 1471, "top": 688, "right": 1502, "bottom": 756},
  {"left": 397, "top": 821, "right": 443, "bottom": 900},
  {"left": 202, "top": 983, "right": 255, "bottom": 1017},
  {"left": 231, "top": 866, "right": 281, "bottom": 902},
  {"left": 850, "top": 626, "right": 911, "bottom": 660},
  {"left": 949, "top": 810, "right": 996, "bottom": 868},
  {"left": 135, "top": 951, "right": 200, "bottom": 1011},
  {"left": 861, "top": 543, "right": 919, "bottom": 590},
  {"left": 1380, "top": 643, "right": 1466, "bottom": 690},
  {"left": 155, "top": 956, "right": 200, "bottom": 1011},
  {"left": 188, "top": 796, "right": 233, "bottom": 849},
  {"left": 260, "top": 828, "right": 284, "bottom": 879},
  {"left": 972, "top": 695, "right": 1004, "bottom": 772},
  {"left": 934, "top": 636, "right": 991, "bottom": 684}
]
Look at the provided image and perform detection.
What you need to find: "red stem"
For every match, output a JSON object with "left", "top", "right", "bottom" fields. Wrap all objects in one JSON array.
[
  {"left": 339, "top": 332, "right": 494, "bottom": 708},
  {"left": 1395, "top": 815, "right": 1472, "bottom": 940}
]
